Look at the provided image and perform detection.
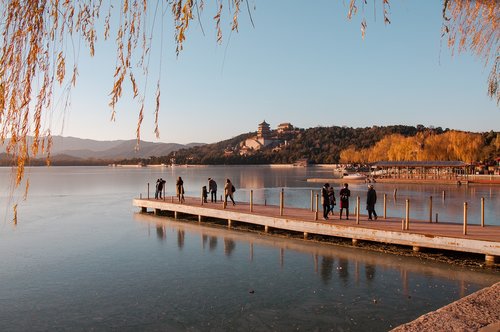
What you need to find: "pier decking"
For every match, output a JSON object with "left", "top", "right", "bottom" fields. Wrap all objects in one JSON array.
[{"left": 132, "top": 197, "right": 500, "bottom": 264}]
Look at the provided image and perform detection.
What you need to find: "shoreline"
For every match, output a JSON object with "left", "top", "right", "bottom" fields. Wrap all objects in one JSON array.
[
  {"left": 307, "top": 177, "right": 500, "bottom": 185},
  {"left": 392, "top": 282, "right": 500, "bottom": 331}
]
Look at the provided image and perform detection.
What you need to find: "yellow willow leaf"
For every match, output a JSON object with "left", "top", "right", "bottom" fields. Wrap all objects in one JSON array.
[
  {"left": 56, "top": 52, "right": 65, "bottom": 84},
  {"left": 23, "top": 179, "right": 29, "bottom": 201},
  {"left": 13, "top": 204, "right": 17, "bottom": 225},
  {"left": 348, "top": 0, "right": 357, "bottom": 20},
  {"left": 136, "top": 102, "right": 144, "bottom": 144},
  {"left": 130, "top": 73, "right": 138, "bottom": 97},
  {"left": 71, "top": 65, "right": 78, "bottom": 86},
  {"left": 154, "top": 83, "right": 160, "bottom": 138},
  {"left": 0, "top": 83, "right": 5, "bottom": 111}
]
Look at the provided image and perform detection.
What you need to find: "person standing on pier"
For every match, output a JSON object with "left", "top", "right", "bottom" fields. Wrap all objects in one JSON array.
[
  {"left": 328, "top": 185, "right": 336, "bottom": 216},
  {"left": 176, "top": 176, "right": 185, "bottom": 203},
  {"left": 224, "top": 178, "right": 236, "bottom": 206},
  {"left": 339, "top": 183, "right": 351, "bottom": 220},
  {"left": 155, "top": 178, "right": 160, "bottom": 199},
  {"left": 155, "top": 178, "right": 165, "bottom": 199},
  {"left": 321, "top": 183, "right": 330, "bottom": 220},
  {"left": 208, "top": 178, "right": 217, "bottom": 203},
  {"left": 202, "top": 186, "right": 208, "bottom": 203},
  {"left": 366, "top": 184, "right": 378, "bottom": 220}
]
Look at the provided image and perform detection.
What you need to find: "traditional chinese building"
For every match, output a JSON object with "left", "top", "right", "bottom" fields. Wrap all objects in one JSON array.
[
  {"left": 277, "top": 122, "right": 293, "bottom": 133},
  {"left": 257, "top": 120, "right": 271, "bottom": 138}
]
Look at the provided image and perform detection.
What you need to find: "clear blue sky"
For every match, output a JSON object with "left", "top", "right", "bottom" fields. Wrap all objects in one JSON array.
[{"left": 59, "top": 1, "right": 499, "bottom": 144}]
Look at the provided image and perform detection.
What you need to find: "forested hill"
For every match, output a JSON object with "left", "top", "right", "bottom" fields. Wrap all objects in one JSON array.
[
  {"left": 127, "top": 125, "right": 499, "bottom": 166},
  {"left": 149, "top": 125, "right": 421, "bottom": 165}
]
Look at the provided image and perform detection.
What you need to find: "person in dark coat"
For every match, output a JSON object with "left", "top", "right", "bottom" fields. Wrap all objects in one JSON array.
[
  {"left": 155, "top": 178, "right": 165, "bottom": 199},
  {"left": 155, "top": 178, "right": 160, "bottom": 199},
  {"left": 176, "top": 176, "right": 185, "bottom": 202},
  {"left": 208, "top": 178, "right": 217, "bottom": 203},
  {"left": 328, "top": 186, "right": 336, "bottom": 216},
  {"left": 366, "top": 184, "right": 378, "bottom": 220},
  {"left": 202, "top": 185, "right": 208, "bottom": 203},
  {"left": 321, "top": 183, "right": 330, "bottom": 220},
  {"left": 339, "top": 183, "right": 350, "bottom": 220}
]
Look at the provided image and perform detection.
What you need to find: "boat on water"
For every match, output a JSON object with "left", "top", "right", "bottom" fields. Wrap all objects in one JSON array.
[{"left": 342, "top": 172, "right": 367, "bottom": 180}]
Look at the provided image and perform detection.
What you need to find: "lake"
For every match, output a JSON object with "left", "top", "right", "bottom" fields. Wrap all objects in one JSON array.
[{"left": 0, "top": 166, "right": 498, "bottom": 331}]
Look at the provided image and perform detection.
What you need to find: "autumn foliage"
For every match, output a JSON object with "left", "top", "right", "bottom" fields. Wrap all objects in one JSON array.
[{"left": 340, "top": 130, "right": 490, "bottom": 164}]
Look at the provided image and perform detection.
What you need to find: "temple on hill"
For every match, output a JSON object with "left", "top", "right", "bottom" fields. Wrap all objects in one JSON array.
[{"left": 242, "top": 120, "right": 276, "bottom": 152}]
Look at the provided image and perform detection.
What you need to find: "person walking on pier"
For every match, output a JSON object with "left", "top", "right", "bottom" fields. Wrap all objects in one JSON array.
[
  {"left": 339, "top": 183, "right": 351, "bottom": 220},
  {"left": 208, "top": 178, "right": 217, "bottom": 203},
  {"left": 224, "top": 178, "right": 236, "bottom": 206},
  {"left": 176, "top": 176, "right": 185, "bottom": 203},
  {"left": 366, "top": 184, "right": 378, "bottom": 220},
  {"left": 321, "top": 183, "right": 330, "bottom": 220}
]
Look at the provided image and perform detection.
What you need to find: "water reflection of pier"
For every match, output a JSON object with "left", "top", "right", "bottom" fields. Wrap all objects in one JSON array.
[{"left": 136, "top": 213, "right": 498, "bottom": 295}]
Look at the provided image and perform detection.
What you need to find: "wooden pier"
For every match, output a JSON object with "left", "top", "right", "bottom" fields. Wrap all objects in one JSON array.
[{"left": 132, "top": 196, "right": 500, "bottom": 264}]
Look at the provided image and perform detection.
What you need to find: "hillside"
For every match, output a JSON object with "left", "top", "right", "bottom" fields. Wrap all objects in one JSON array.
[
  {"left": 121, "top": 125, "right": 499, "bottom": 166},
  {"left": 0, "top": 136, "right": 204, "bottom": 166}
]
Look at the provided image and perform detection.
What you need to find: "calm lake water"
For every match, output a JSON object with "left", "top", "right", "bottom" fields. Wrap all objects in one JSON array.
[{"left": 0, "top": 166, "right": 498, "bottom": 331}]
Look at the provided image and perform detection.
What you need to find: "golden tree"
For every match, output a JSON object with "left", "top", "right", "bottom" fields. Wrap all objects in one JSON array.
[{"left": 0, "top": 0, "right": 498, "bottom": 190}]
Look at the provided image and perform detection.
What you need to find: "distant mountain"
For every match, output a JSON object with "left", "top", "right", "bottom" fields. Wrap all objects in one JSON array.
[{"left": 0, "top": 136, "right": 205, "bottom": 160}]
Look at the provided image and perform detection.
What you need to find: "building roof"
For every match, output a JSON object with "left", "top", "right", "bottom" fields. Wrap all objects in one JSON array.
[
  {"left": 372, "top": 161, "right": 470, "bottom": 168},
  {"left": 259, "top": 120, "right": 269, "bottom": 126}
]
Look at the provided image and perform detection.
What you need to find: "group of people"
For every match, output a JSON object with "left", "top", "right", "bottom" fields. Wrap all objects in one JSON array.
[
  {"left": 155, "top": 176, "right": 236, "bottom": 206},
  {"left": 204, "top": 178, "right": 236, "bottom": 206},
  {"left": 156, "top": 177, "right": 378, "bottom": 220},
  {"left": 321, "top": 183, "right": 378, "bottom": 221},
  {"left": 154, "top": 177, "right": 185, "bottom": 202}
]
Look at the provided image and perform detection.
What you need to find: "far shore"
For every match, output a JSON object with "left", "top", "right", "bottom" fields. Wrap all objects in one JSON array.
[{"left": 307, "top": 177, "right": 500, "bottom": 185}]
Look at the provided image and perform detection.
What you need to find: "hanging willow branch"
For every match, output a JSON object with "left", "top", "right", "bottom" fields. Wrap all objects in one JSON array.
[
  {"left": 0, "top": 0, "right": 498, "bottom": 193},
  {"left": 443, "top": 0, "right": 499, "bottom": 105}
]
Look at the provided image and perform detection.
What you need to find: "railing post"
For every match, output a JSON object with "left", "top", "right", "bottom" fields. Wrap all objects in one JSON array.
[
  {"left": 280, "top": 188, "right": 284, "bottom": 216},
  {"left": 315, "top": 194, "right": 319, "bottom": 221},
  {"left": 481, "top": 197, "right": 485, "bottom": 227},
  {"left": 442, "top": 190, "right": 446, "bottom": 201},
  {"left": 250, "top": 190, "right": 253, "bottom": 212},
  {"left": 356, "top": 196, "right": 360, "bottom": 224},
  {"left": 310, "top": 190, "right": 314, "bottom": 211},
  {"left": 201, "top": 187, "right": 204, "bottom": 205},
  {"left": 147, "top": 182, "right": 150, "bottom": 199},
  {"left": 405, "top": 199, "right": 410, "bottom": 230},
  {"left": 463, "top": 202, "right": 468, "bottom": 235},
  {"left": 383, "top": 194, "right": 387, "bottom": 219},
  {"left": 429, "top": 196, "right": 433, "bottom": 223}
]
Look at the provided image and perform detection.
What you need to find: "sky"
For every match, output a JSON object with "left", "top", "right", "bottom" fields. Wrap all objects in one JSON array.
[{"left": 55, "top": 1, "right": 499, "bottom": 144}]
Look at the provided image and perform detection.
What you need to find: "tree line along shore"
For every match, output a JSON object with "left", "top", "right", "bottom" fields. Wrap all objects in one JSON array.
[{"left": 0, "top": 125, "right": 498, "bottom": 169}]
